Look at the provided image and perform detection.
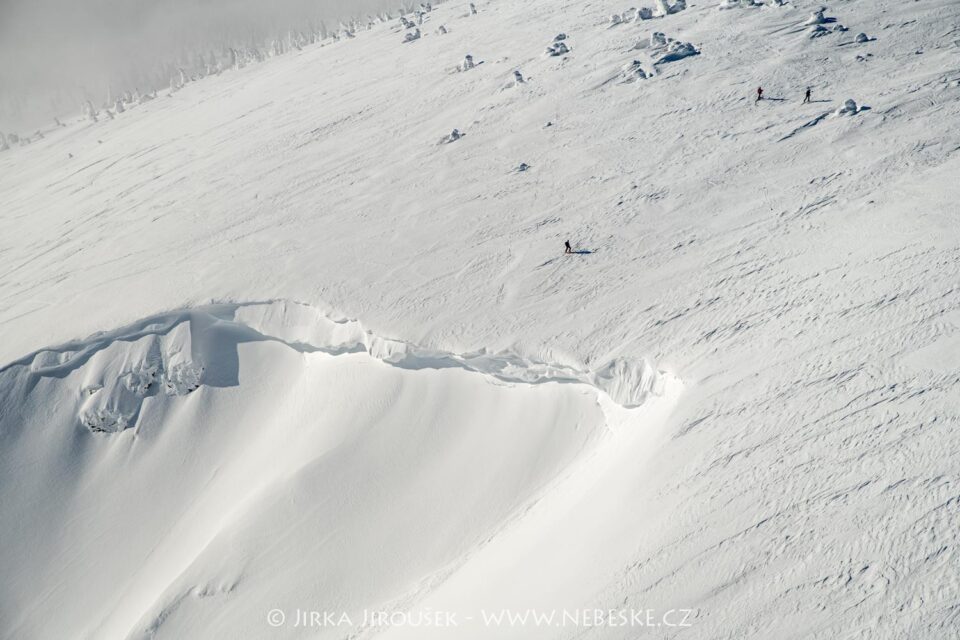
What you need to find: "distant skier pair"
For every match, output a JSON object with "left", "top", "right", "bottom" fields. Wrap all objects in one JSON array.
[{"left": 755, "top": 86, "right": 813, "bottom": 103}]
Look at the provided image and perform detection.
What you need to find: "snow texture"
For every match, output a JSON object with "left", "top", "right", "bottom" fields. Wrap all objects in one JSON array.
[{"left": 2, "top": 0, "right": 960, "bottom": 638}]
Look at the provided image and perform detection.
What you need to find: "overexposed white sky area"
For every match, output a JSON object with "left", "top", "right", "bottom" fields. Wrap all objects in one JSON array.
[{"left": 0, "top": 0, "right": 409, "bottom": 131}]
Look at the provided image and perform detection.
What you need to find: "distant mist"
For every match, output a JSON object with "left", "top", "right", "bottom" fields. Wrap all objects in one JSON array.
[{"left": 0, "top": 0, "right": 421, "bottom": 132}]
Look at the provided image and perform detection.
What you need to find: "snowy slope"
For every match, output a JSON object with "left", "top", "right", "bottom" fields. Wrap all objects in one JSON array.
[{"left": 1, "top": 0, "right": 960, "bottom": 638}]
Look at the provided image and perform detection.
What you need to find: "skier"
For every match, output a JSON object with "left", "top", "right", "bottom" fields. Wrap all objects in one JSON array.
[
  {"left": 803, "top": 87, "right": 812, "bottom": 103},
  {"left": 756, "top": 86, "right": 763, "bottom": 103},
  {"left": 564, "top": 240, "right": 573, "bottom": 254}
]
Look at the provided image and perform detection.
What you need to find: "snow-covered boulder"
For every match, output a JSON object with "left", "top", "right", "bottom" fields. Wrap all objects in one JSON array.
[
  {"left": 440, "top": 128, "right": 464, "bottom": 144},
  {"left": 836, "top": 98, "right": 859, "bottom": 115},
  {"left": 855, "top": 32, "right": 870, "bottom": 43},
  {"left": 513, "top": 69, "right": 525, "bottom": 84},
  {"left": 610, "top": 13, "right": 623, "bottom": 26},
  {"left": 403, "top": 28, "right": 421, "bottom": 43},
  {"left": 636, "top": 7, "right": 654, "bottom": 19}
]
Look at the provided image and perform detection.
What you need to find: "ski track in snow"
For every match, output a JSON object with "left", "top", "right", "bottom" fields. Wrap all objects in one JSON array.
[{"left": 1, "top": 0, "right": 960, "bottom": 637}]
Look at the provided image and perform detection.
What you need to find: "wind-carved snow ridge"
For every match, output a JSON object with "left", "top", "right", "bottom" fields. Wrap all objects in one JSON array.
[
  {"left": 0, "top": 301, "right": 668, "bottom": 435},
  {"left": 236, "top": 300, "right": 667, "bottom": 408}
]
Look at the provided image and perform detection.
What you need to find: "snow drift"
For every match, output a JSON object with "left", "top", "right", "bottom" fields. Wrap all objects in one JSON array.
[{"left": 0, "top": 301, "right": 674, "bottom": 638}]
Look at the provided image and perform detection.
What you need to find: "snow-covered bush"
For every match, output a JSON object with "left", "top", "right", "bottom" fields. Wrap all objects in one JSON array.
[
  {"left": 81, "top": 408, "right": 130, "bottom": 433},
  {"left": 621, "top": 60, "right": 650, "bottom": 82},
  {"left": 513, "top": 69, "right": 525, "bottom": 84},
  {"left": 718, "top": 0, "right": 762, "bottom": 10},
  {"left": 83, "top": 100, "right": 98, "bottom": 122},
  {"left": 648, "top": 32, "right": 699, "bottom": 65},
  {"left": 655, "top": 40, "right": 699, "bottom": 64},
  {"left": 403, "top": 28, "right": 421, "bottom": 43},
  {"left": 809, "top": 25, "right": 830, "bottom": 38},
  {"left": 636, "top": 0, "right": 686, "bottom": 19},
  {"left": 163, "top": 362, "right": 204, "bottom": 395},
  {"left": 459, "top": 54, "right": 476, "bottom": 71},
  {"left": 546, "top": 35, "right": 571, "bottom": 56},
  {"left": 805, "top": 9, "right": 830, "bottom": 25}
]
